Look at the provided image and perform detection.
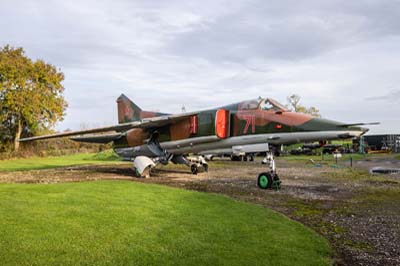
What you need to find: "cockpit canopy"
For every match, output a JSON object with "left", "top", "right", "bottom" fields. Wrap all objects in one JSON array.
[{"left": 236, "top": 98, "right": 288, "bottom": 112}]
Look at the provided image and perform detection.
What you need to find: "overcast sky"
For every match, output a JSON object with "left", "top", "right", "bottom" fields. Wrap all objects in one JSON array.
[{"left": 1, "top": 0, "right": 400, "bottom": 134}]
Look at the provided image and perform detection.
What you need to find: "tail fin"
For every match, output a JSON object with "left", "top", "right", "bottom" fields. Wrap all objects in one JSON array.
[{"left": 117, "top": 94, "right": 142, "bottom": 123}]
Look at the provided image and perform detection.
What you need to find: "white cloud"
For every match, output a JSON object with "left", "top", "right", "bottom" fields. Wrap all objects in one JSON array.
[{"left": 0, "top": 0, "right": 399, "bottom": 134}]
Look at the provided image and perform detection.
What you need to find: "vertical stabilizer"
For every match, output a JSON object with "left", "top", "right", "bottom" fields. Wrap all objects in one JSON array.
[{"left": 117, "top": 94, "right": 142, "bottom": 123}]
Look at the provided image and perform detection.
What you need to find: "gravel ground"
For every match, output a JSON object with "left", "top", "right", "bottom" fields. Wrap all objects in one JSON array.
[{"left": 1, "top": 156, "right": 399, "bottom": 266}]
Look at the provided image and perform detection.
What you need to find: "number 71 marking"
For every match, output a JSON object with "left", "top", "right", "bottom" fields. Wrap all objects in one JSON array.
[{"left": 243, "top": 115, "right": 255, "bottom": 134}]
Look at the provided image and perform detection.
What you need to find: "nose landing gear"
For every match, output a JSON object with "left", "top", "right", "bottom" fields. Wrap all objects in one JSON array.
[
  {"left": 257, "top": 151, "right": 281, "bottom": 190},
  {"left": 257, "top": 172, "right": 281, "bottom": 190}
]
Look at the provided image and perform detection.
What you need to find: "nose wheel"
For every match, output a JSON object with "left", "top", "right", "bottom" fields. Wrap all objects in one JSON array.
[
  {"left": 257, "top": 172, "right": 281, "bottom": 190},
  {"left": 258, "top": 150, "right": 281, "bottom": 190}
]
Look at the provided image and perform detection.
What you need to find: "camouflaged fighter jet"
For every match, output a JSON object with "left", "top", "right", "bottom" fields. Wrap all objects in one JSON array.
[{"left": 20, "top": 94, "right": 375, "bottom": 189}]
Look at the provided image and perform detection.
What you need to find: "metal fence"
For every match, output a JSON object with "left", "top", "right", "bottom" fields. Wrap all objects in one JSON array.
[{"left": 363, "top": 134, "right": 400, "bottom": 153}]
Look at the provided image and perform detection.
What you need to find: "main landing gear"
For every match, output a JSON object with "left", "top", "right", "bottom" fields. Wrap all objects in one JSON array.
[
  {"left": 173, "top": 155, "right": 208, "bottom": 175},
  {"left": 186, "top": 156, "right": 208, "bottom": 175},
  {"left": 132, "top": 131, "right": 209, "bottom": 177},
  {"left": 257, "top": 151, "right": 281, "bottom": 190},
  {"left": 133, "top": 154, "right": 209, "bottom": 177}
]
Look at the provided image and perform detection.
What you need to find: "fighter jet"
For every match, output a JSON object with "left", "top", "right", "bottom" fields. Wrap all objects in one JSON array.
[{"left": 20, "top": 94, "right": 374, "bottom": 189}]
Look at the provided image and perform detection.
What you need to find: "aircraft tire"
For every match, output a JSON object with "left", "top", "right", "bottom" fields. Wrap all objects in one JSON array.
[
  {"left": 231, "top": 155, "right": 240, "bottom": 161},
  {"left": 257, "top": 172, "right": 273, "bottom": 189},
  {"left": 191, "top": 164, "right": 198, "bottom": 175}
]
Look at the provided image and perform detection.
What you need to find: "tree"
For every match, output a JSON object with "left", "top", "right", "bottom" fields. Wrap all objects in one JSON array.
[
  {"left": 0, "top": 45, "right": 67, "bottom": 151},
  {"left": 286, "top": 94, "right": 321, "bottom": 117}
]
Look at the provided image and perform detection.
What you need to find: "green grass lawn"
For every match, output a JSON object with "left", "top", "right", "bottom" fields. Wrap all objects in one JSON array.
[
  {"left": 0, "top": 181, "right": 331, "bottom": 266},
  {"left": 0, "top": 150, "right": 123, "bottom": 171}
]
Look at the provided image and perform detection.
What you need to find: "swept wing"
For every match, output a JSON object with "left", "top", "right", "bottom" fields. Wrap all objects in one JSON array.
[{"left": 19, "top": 112, "right": 198, "bottom": 143}]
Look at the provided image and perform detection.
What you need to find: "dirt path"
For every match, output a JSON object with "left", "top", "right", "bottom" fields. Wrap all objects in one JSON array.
[{"left": 1, "top": 158, "right": 399, "bottom": 266}]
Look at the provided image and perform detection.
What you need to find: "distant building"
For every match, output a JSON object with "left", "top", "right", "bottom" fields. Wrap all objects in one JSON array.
[{"left": 362, "top": 135, "right": 400, "bottom": 153}]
